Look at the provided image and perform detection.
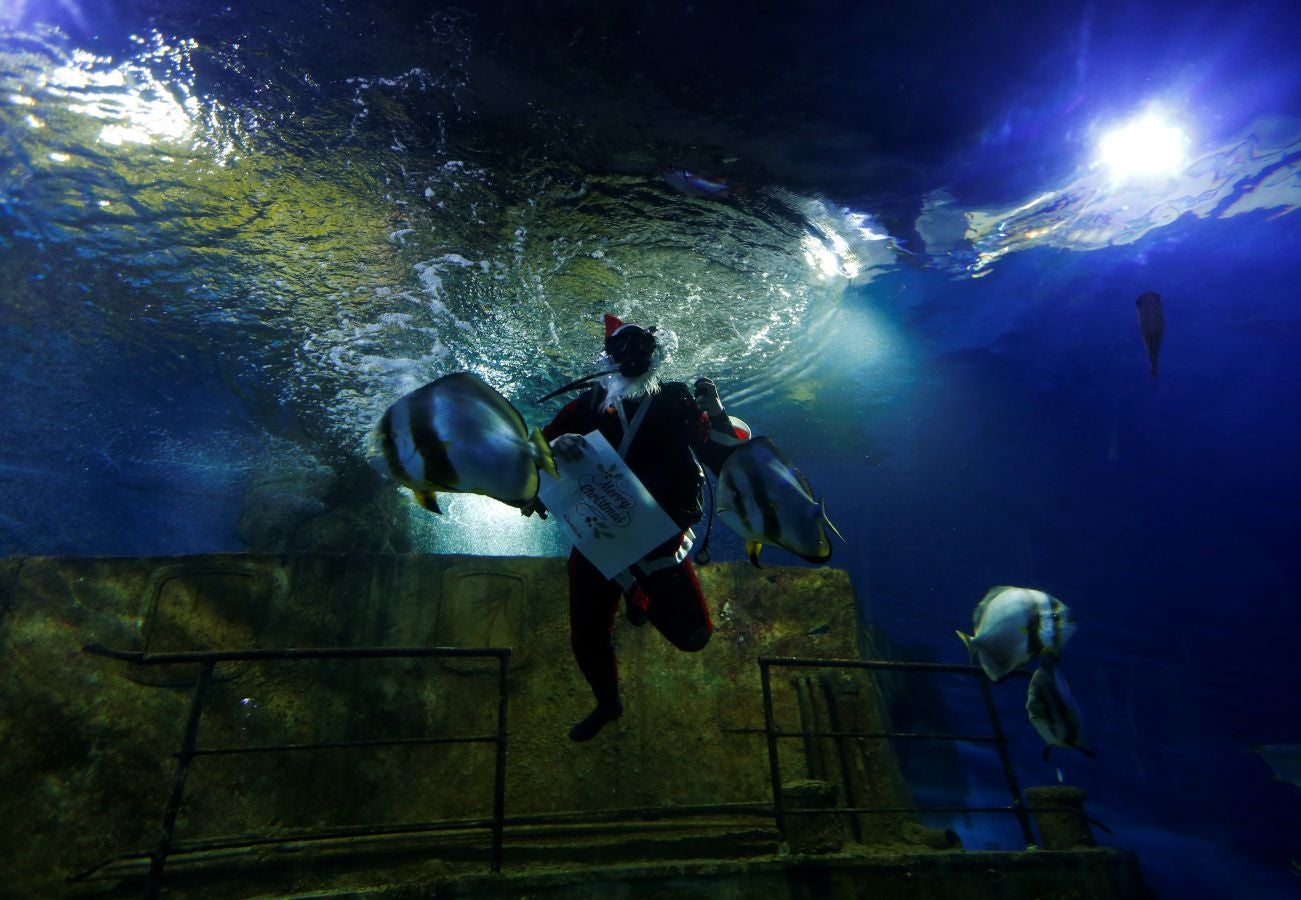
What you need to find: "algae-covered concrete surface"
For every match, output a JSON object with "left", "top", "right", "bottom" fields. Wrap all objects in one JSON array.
[
  {"left": 0, "top": 553, "right": 1151, "bottom": 898},
  {"left": 373, "top": 850, "right": 1153, "bottom": 900}
]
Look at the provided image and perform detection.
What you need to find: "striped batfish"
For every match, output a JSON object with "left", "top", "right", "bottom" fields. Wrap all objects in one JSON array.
[
  {"left": 955, "top": 586, "right": 1076, "bottom": 682},
  {"left": 1026, "top": 659, "right": 1095, "bottom": 760},
  {"left": 367, "top": 372, "right": 558, "bottom": 514},
  {"left": 715, "top": 436, "right": 844, "bottom": 567}
]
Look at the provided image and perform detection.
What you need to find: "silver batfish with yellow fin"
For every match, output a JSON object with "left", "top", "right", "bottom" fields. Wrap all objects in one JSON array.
[
  {"left": 715, "top": 436, "right": 844, "bottom": 567},
  {"left": 1027, "top": 659, "right": 1094, "bottom": 761},
  {"left": 367, "top": 372, "right": 558, "bottom": 513},
  {"left": 956, "top": 586, "right": 1076, "bottom": 682}
]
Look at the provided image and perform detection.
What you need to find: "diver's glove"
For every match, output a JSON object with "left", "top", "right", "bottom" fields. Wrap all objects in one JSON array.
[
  {"left": 550, "top": 433, "right": 587, "bottom": 463},
  {"left": 693, "top": 377, "right": 725, "bottom": 418}
]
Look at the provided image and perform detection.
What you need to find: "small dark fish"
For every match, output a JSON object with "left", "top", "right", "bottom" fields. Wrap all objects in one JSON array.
[
  {"left": 807, "top": 623, "right": 831, "bottom": 636},
  {"left": 1137, "top": 291, "right": 1165, "bottom": 377},
  {"left": 716, "top": 436, "right": 844, "bottom": 567},
  {"left": 1027, "top": 659, "right": 1095, "bottom": 760},
  {"left": 661, "top": 166, "right": 736, "bottom": 199},
  {"left": 367, "top": 372, "right": 558, "bottom": 513}
]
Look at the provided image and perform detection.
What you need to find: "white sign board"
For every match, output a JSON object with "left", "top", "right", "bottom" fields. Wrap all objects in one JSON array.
[{"left": 536, "top": 431, "right": 680, "bottom": 579}]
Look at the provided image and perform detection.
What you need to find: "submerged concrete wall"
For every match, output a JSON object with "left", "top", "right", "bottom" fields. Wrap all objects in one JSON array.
[{"left": 1, "top": 553, "right": 926, "bottom": 896}]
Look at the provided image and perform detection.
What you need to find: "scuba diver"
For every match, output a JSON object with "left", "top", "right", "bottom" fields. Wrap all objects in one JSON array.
[{"left": 532, "top": 314, "right": 745, "bottom": 741}]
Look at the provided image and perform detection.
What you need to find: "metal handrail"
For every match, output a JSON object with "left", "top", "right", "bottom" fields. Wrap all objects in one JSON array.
[
  {"left": 758, "top": 655, "right": 1037, "bottom": 847},
  {"left": 79, "top": 642, "right": 511, "bottom": 898}
]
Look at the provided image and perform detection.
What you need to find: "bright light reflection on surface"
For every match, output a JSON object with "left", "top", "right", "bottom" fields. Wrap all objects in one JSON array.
[
  {"left": 802, "top": 232, "right": 853, "bottom": 280},
  {"left": 794, "top": 198, "right": 901, "bottom": 286},
  {"left": 950, "top": 115, "right": 1300, "bottom": 276},
  {"left": 40, "top": 42, "right": 199, "bottom": 149},
  {"left": 408, "top": 492, "right": 563, "bottom": 557},
  {"left": 1098, "top": 114, "right": 1188, "bottom": 179}
]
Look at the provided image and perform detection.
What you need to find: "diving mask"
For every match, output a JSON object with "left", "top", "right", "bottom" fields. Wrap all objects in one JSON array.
[{"left": 605, "top": 324, "right": 659, "bottom": 376}]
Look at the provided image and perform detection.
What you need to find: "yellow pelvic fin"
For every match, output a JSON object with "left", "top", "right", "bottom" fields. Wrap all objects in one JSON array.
[
  {"left": 955, "top": 630, "right": 975, "bottom": 659},
  {"left": 746, "top": 541, "right": 764, "bottom": 568},
  {"left": 530, "top": 427, "right": 560, "bottom": 480},
  {"left": 414, "top": 490, "right": 443, "bottom": 514}
]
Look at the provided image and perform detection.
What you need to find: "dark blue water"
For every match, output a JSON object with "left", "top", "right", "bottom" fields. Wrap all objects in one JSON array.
[{"left": 2, "top": 2, "right": 1299, "bottom": 896}]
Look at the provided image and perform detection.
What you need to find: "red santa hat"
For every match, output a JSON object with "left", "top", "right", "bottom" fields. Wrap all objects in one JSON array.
[{"left": 603, "top": 313, "right": 627, "bottom": 340}]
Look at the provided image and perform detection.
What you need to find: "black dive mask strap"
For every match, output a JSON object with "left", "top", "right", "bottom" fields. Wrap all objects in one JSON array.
[{"left": 536, "top": 368, "right": 620, "bottom": 404}]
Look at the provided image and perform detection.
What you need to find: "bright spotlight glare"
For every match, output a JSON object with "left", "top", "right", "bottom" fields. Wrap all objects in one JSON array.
[{"left": 1098, "top": 114, "right": 1188, "bottom": 179}]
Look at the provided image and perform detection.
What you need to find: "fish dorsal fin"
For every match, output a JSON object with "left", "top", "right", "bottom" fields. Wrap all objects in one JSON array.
[
  {"left": 793, "top": 467, "right": 816, "bottom": 499},
  {"left": 973, "top": 586, "right": 1014, "bottom": 628},
  {"left": 447, "top": 371, "right": 530, "bottom": 434},
  {"left": 819, "top": 499, "right": 845, "bottom": 542}
]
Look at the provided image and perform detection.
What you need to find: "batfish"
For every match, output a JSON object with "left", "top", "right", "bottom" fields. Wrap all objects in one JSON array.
[
  {"left": 716, "top": 436, "right": 844, "bottom": 566},
  {"left": 956, "top": 586, "right": 1076, "bottom": 682},
  {"left": 1137, "top": 291, "right": 1165, "bottom": 377},
  {"left": 367, "top": 372, "right": 558, "bottom": 513},
  {"left": 1027, "top": 659, "right": 1095, "bottom": 760}
]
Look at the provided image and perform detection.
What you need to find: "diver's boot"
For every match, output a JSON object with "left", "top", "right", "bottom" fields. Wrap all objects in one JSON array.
[
  {"left": 568, "top": 698, "right": 623, "bottom": 742},
  {"left": 624, "top": 588, "right": 649, "bottom": 627}
]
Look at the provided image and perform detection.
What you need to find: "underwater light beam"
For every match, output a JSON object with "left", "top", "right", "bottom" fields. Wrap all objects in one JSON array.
[{"left": 1097, "top": 113, "right": 1188, "bottom": 180}]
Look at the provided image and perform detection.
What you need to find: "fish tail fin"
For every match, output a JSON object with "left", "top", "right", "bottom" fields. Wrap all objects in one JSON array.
[
  {"left": 745, "top": 541, "right": 764, "bottom": 568},
  {"left": 414, "top": 490, "right": 443, "bottom": 514},
  {"left": 955, "top": 630, "right": 975, "bottom": 659},
  {"left": 530, "top": 427, "right": 560, "bottom": 480},
  {"left": 366, "top": 453, "right": 390, "bottom": 478},
  {"left": 365, "top": 427, "right": 392, "bottom": 477},
  {"left": 819, "top": 498, "right": 846, "bottom": 542}
]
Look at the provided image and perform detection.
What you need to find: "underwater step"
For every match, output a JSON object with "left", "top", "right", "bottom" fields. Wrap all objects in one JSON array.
[
  {"left": 69, "top": 842, "right": 1152, "bottom": 900},
  {"left": 401, "top": 849, "right": 1154, "bottom": 900}
]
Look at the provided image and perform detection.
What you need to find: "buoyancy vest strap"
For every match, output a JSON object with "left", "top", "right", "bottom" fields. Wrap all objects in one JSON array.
[
  {"left": 616, "top": 395, "right": 653, "bottom": 459},
  {"left": 634, "top": 528, "right": 696, "bottom": 575}
]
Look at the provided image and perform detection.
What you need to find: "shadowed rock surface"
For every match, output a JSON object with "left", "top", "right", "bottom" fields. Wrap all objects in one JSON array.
[{"left": 0, "top": 554, "right": 1149, "bottom": 898}]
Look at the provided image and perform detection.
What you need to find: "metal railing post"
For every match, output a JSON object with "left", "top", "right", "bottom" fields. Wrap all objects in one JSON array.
[
  {"left": 755, "top": 655, "right": 1066, "bottom": 848},
  {"left": 976, "top": 675, "right": 1035, "bottom": 846},
  {"left": 491, "top": 650, "right": 510, "bottom": 873},
  {"left": 148, "top": 658, "right": 215, "bottom": 898},
  {"left": 758, "top": 658, "right": 785, "bottom": 840},
  {"left": 80, "top": 642, "right": 513, "bottom": 889}
]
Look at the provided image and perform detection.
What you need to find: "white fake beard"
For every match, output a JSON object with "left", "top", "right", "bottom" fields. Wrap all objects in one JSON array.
[
  {"left": 600, "top": 368, "right": 662, "bottom": 404},
  {"left": 596, "top": 327, "right": 675, "bottom": 404}
]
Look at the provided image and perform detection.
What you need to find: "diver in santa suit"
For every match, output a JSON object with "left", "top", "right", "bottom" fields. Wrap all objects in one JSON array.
[{"left": 534, "top": 314, "right": 746, "bottom": 741}]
